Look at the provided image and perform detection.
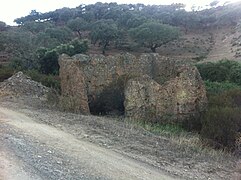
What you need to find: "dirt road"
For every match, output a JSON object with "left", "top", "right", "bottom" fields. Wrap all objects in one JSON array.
[{"left": 0, "top": 107, "right": 175, "bottom": 180}]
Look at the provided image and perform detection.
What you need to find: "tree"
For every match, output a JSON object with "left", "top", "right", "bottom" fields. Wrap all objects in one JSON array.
[
  {"left": 36, "top": 39, "right": 88, "bottom": 74},
  {"left": 22, "top": 21, "right": 53, "bottom": 34},
  {"left": 90, "top": 20, "right": 119, "bottom": 54},
  {"left": 129, "top": 22, "right": 180, "bottom": 52},
  {"left": 14, "top": 10, "right": 41, "bottom": 24},
  {"left": 44, "top": 27, "right": 73, "bottom": 43},
  {"left": 67, "top": 18, "right": 88, "bottom": 37}
]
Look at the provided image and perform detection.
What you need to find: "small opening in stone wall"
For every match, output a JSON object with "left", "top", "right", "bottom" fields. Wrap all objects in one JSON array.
[{"left": 88, "top": 76, "right": 126, "bottom": 116}]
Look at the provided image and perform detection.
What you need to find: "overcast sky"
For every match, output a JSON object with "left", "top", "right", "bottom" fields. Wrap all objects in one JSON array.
[{"left": 0, "top": 0, "right": 240, "bottom": 25}]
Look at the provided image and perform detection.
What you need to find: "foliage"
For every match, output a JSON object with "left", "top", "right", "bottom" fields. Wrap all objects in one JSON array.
[
  {"left": 14, "top": 10, "right": 41, "bottom": 24},
  {"left": 36, "top": 39, "right": 88, "bottom": 74},
  {"left": 44, "top": 27, "right": 73, "bottom": 43},
  {"left": 22, "top": 21, "right": 53, "bottom": 34},
  {"left": 55, "top": 39, "right": 88, "bottom": 56},
  {"left": 67, "top": 17, "right": 88, "bottom": 37},
  {"left": 5, "top": 2, "right": 238, "bottom": 67},
  {"left": 25, "top": 70, "right": 60, "bottom": 91},
  {"left": 200, "top": 88, "right": 241, "bottom": 150},
  {"left": 124, "top": 14, "right": 147, "bottom": 29},
  {"left": 205, "top": 81, "right": 241, "bottom": 94},
  {"left": 90, "top": 20, "right": 119, "bottom": 54},
  {"left": 201, "top": 106, "right": 241, "bottom": 150},
  {"left": 37, "top": 49, "right": 59, "bottom": 75},
  {"left": 197, "top": 60, "right": 241, "bottom": 85},
  {"left": 196, "top": 60, "right": 241, "bottom": 150},
  {"left": 129, "top": 22, "right": 180, "bottom": 52},
  {"left": 0, "top": 65, "right": 14, "bottom": 82}
]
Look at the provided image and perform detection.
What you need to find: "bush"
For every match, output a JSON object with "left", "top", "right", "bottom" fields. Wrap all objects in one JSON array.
[
  {"left": 205, "top": 81, "right": 241, "bottom": 95},
  {"left": 196, "top": 60, "right": 241, "bottom": 85},
  {"left": 200, "top": 89, "right": 241, "bottom": 150},
  {"left": 55, "top": 39, "right": 88, "bottom": 56},
  {"left": 0, "top": 65, "right": 14, "bottom": 82},
  {"left": 36, "top": 39, "right": 89, "bottom": 75},
  {"left": 201, "top": 106, "right": 241, "bottom": 150},
  {"left": 25, "top": 70, "right": 60, "bottom": 91},
  {"left": 38, "top": 49, "right": 59, "bottom": 75}
]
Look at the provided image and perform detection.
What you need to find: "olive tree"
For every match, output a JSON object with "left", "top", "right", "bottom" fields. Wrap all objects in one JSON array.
[
  {"left": 90, "top": 20, "right": 119, "bottom": 54},
  {"left": 129, "top": 22, "right": 180, "bottom": 52}
]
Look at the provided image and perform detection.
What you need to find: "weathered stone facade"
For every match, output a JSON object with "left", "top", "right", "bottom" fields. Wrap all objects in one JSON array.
[
  {"left": 58, "top": 53, "right": 207, "bottom": 123},
  {"left": 59, "top": 55, "right": 90, "bottom": 114},
  {"left": 124, "top": 66, "right": 207, "bottom": 124}
]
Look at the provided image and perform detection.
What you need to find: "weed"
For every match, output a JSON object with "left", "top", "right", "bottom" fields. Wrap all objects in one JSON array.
[{"left": 25, "top": 70, "right": 60, "bottom": 91}]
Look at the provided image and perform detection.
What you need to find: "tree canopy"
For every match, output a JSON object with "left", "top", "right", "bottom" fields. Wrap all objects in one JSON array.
[
  {"left": 129, "top": 22, "right": 180, "bottom": 52},
  {"left": 90, "top": 20, "right": 119, "bottom": 54},
  {"left": 1, "top": 2, "right": 239, "bottom": 75}
]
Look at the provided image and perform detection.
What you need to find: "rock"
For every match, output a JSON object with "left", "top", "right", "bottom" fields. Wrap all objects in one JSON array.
[
  {"left": 0, "top": 71, "right": 49, "bottom": 98},
  {"left": 58, "top": 53, "right": 207, "bottom": 123}
]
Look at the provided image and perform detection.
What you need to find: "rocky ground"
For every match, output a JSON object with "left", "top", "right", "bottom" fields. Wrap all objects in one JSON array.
[{"left": 0, "top": 72, "right": 240, "bottom": 179}]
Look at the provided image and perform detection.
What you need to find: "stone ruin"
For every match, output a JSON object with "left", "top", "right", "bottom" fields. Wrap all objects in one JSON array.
[{"left": 59, "top": 53, "right": 207, "bottom": 124}]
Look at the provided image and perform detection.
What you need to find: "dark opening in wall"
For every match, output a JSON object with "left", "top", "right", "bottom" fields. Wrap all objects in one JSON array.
[{"left": 88, "top": 76, "right": 126, "bottom": 116}]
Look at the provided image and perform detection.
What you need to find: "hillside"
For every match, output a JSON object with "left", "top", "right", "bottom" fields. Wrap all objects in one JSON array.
[{"left": 0, "top": 2, "right": 241, "bottom": 70}]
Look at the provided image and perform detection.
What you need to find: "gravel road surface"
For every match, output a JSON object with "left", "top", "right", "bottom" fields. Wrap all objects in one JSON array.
[{"left": 0, "top": 107, "right": 175, "bottom": 180}]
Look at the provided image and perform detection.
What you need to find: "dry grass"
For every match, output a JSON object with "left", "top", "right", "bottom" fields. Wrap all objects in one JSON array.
[{"left": 123, "top": 117, "right": 234, "bottom": 161}]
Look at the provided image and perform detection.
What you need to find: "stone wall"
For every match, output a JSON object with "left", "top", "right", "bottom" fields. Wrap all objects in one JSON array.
[
  {"left": 124, "top": 66, "right": 207, "bottom": 124},
  {"left": 59, "top": 55, "right": 89, "bottom": 114},
  {"left": 59, "top": 53, "right": 207, "bottom": 122}
]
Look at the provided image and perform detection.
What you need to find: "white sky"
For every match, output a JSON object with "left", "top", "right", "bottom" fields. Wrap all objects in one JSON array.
[{"left": 0, "top": 0, "right": 240, "bottom": 25}]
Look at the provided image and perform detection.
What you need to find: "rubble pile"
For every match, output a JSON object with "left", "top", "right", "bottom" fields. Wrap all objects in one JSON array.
[{"left": 0, "top": 71, "right": 49, "bottom": 97}]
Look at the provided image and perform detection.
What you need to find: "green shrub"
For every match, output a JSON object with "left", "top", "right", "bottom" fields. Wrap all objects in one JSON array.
[
  {"left": 205, "top": 81, "right": 241, "bottom": 95},
  {"left": 25, "top": 70, "right": 60, "bottom": 91},
  {"left": 36, "top": 39, "right": 88, "bottom": 75},
  {"left": 38, "top": 49, "right": 59, "bottom": 75},
  {"left": 200, "top": 89, "right": 241, "bottom": 150},
  {"left": 196, "top": 60, "right": 241, "bottom": 85},
  {"left": 0, "top": 65, "right": 14, "bottom": 82}
]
